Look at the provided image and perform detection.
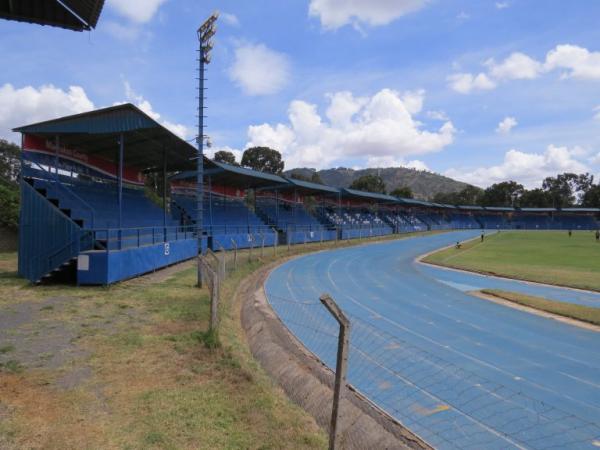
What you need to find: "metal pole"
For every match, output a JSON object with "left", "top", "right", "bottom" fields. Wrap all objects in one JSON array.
[
  {"left": 196, "top": 33, "right": 206, "bottom": 284},
  {"left": 163, "top": 145, "right": 167, "bottom": 242},
  {"left": 118, "top": 133, "right": 124, "bottom": 230},
  {"left": 319, "top": 294, "right": 350, "bottom": 450}
]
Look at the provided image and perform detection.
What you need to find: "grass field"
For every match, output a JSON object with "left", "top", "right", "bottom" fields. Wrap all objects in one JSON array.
[
  {"left": 0, "top": 231, "right": 438, "bottom": 449},
  {"left": 422, "top": 231, "right": 600, "bottom": 292},
  {"left": 480, "top": 289, "right": 600, "bottom": 326}
]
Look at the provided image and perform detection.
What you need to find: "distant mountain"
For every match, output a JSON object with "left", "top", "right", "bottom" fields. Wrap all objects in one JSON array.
[{"left": 284, "top": 167, "right": 472, "bottom": 201}]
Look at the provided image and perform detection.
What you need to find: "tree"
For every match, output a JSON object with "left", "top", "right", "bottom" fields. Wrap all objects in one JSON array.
[
  {"left": 213, "top": 150, "right": 238, "bottom": 166},
  {"left": 390, "top": 186, "right": 413, "bottom": 198},
  {"left": 349, "top": 174, "right": 386, "bottom": 194},
  {"left": 541, "top": 173, "right": 593, "bottom": 207},
  {"left": 0, "top": 139, "right": 20, "bottom": 185},
  {"left": 481, "top": 181, "right": 524, "bottom": 207},
  {"left": 0, "top": 140, "right": 21, "bottom": 231},
  {"left": 520, "top": 188, "right": 552, "bottom": 208},
  {"left": 241, "top": 146, "right": 284, "bottom": 174},
  {"left": 431, "top": 186, "right": 483, "bottom": 205},
  {"left": 581, "top": 184, "right": 600, "bottom": 207}
]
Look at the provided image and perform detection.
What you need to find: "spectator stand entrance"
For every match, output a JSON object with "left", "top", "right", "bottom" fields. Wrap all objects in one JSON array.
[{"left": 16, "top": 104, "right": 199, "bottom": 285}]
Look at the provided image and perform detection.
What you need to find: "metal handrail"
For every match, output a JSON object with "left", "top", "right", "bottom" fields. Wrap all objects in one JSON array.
[{"left": 27, "top": 161, "right": 96, "bottom": 228}]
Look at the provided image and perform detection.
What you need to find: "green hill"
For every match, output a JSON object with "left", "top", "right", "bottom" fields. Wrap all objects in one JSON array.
[{"left": 285, "top": 167, "right": 472, "bottom": 200}]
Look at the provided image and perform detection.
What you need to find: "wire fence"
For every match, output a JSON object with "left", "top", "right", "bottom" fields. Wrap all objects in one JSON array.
[
  {"left": 267, "top": 292, "right": 600, "bottom": 450},
  {"left": 195, "top": 235, "right": 600, "bottom": 449}
]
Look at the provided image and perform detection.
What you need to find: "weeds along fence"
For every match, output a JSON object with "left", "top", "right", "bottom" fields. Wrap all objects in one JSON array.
[{"left": 267, "top": 292, "right": 600, "bottom": 450}]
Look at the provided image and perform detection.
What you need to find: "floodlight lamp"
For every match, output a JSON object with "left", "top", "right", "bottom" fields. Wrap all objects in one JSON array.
[
  {"left": 202, "top": 54, "right": 211, "bottom": 64},
  {"left": 201, "top": 26, "right": 216, "bottom": 42}
]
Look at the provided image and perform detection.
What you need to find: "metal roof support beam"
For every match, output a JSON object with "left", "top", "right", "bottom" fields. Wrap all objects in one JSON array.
[
  {"left": 162, "top": 145, "right": 167, "bottom": 230},
  {"left": 118, "top": 133, "right": 124, "bottom": 230}
]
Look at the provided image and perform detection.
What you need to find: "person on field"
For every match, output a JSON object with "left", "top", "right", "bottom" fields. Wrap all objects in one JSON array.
[
  {"left": 596, "top": 230, "right": 599, "bottom": 242},
  {"left": 455, "top": 241, "right": 461, "bottom": 249},
  {"left": 481, "top": 231, "right": 485, "bottom": 242},
  {"left": 568, "top": 229, "right": 572, "bottom": 237}
]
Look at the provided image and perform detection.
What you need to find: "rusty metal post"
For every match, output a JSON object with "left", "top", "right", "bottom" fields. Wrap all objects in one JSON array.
[{"left": 319, "top": 294, "right": 350, "bottom": 450}]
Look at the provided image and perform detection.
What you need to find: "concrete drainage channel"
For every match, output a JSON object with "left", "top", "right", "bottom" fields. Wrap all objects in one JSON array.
[{"left": 238, "top": 261, "right": 431, "bottom": 450}]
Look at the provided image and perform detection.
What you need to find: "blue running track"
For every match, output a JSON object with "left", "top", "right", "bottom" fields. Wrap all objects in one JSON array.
[{"left": 264, "top": 230, "right": 600, "bottom": 450}]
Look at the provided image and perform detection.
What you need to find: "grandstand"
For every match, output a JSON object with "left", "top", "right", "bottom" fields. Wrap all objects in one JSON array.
[{"left": 13, "top": 105, "right": 600, "bottom": 285}]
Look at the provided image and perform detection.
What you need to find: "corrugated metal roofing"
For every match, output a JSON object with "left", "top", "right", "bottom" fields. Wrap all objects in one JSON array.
[
  {"left": 459, "top": 205, "right": 485, "bottom": 210},
  {"left": 171, "top": 161, "right": 287, "bottom": 189},
  {"left": 0, "top": 0, "right": 105, "bottom": 31},
  {"left": 342, "top": 188, "right": 398, "bottom": 202},
  {"left": 519, "top": 207, "right": 556, "bottom": 212},
  {"left": 484, "top": 206, "right": 515, "bottom": 211},
  {"left": 560, "top": 208, "right": 600, "bottom": 212},
  {"left": 283, "top": 177, "right": 340, "bottom": 195},
  {"left": 15, "top": 103, "right": 197, "bottom": 172}
]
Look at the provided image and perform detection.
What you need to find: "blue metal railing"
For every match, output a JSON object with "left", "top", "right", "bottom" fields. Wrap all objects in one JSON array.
[{"left": 24, "top": 161, "right": 96, "bottom": 228}]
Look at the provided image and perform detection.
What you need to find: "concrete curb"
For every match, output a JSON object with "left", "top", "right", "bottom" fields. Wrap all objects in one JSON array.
[{"left": 239, "top": 261, "right": 432, "bottom": 450}]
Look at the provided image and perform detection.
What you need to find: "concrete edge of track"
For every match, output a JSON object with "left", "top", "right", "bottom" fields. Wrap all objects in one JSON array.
[
  {"left": 415, "top": 230, "right": 600, "bottom": 296},
  {"left": 238, "top": 252, "right": 433, "bottom": 450},
  {"left": 468, "top": 289, "right": 600, "bottom": 332}
]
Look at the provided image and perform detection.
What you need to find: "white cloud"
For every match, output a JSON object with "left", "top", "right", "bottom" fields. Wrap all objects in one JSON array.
[
  {"left": 204, "top": 145, "right": 244, "bottom": 164},
  {"left": 426, "top": 110, "right": 449, "bottom": 121},
  {"left": 594, "top": 106, "right": 600, "bottom": 121},
  {"left": 0, "top": 83, "right": 94, "bottom": 141},
  {"left": 228, "top": 43, "right": 290, "bottom": 96},
  {"left": 246, "top": 88, "right": 455, "bottom": 169},
  {"left": 221, "top": 12, "right": 240, "bottom": 27},
  {"left": 496, "top": 116, "right": 518, "bottom": 134},
  {"left": 106, "top": 0, "right": 168, "bottom": 23},
  {"left": 308, "top": 0, "right": 428, "bottom": 30},
  {"left": 445, "top": 145, "right": 589, "bottom": 188},
  {"left": 485, "top": 52, "right": 543, "bottom": 80},
  {"left": 495, "top": 2, "right": 510, "bottom": 9},
  {"left": 449, "top": 44, "right": 600, "bottom": 94},
  {"left": 102, "top": 21, "right": 144, "bottom": 41},
  {"left": 545, "top": 44, "right": 600, "bottom": 80},
  {"left": 447, "top": 72, "right": 496, "bottom": 94},
  {"left": 121, "top": 81, "right": 191, "bottom": 139},
  {"left": 456, "top": 11, "right": 470, "bottom": 20}
]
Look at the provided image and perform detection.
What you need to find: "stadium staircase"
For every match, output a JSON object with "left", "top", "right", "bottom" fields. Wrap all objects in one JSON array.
[{"left": 19, "top": 178, "right": 96, "bottom": 283}]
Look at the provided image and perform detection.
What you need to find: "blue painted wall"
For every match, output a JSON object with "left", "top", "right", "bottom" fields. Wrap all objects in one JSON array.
[{"left": 77, "top": 238, "right": 199, "bottom": 285}]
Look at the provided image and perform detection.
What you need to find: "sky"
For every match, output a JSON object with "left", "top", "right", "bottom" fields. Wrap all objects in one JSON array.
[{"left": 1, "top": 0, "right": 600, "bottom": 189}]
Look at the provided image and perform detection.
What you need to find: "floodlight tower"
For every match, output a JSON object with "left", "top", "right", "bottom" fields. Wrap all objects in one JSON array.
[{"left": 196, "top": 11, "right": 217, "bottom": 284}]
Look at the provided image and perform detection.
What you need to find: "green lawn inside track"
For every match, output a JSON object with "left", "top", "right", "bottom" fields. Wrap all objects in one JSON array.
[{"left": 423, "top": 230, "right": 600, "bottom": 292}]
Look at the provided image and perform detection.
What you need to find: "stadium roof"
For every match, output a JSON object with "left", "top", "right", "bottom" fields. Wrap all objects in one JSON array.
[
  {"left": 0, "top": 0, "right": 105, "bottom": 31},
  {"left": 282, "top": 177, "right": 340, "bottom": 195},
  {"left": 342, "top": 188, "right": 398, "bottom": 203},
  {"left": 397, "top": 197, "right": 434, "bottom": 207},
  {"left": 458, "top": 205, "right": 485, "bottom": 210},
  {"left": 560, "top": 207, "right": 600, "bottom": 212},
  {"left": 14, "top": 103, "right": 197, "bottom": 172},
  {"left": 484, "top": 206, "right": 514, "bottom": 211},
  {"left": 171, "top": 161, "right": 287, "bottom": 189},
  {"left": 519, "top": 207, "right": 556, "bottom": 212}
]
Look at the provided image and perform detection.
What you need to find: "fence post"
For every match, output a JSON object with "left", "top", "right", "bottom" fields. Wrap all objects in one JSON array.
[
  {"left": 231, "top": 238, "right": 237, "bottom": 270},
  {"left": 210, "top": 266, "right": 219, "bottom": 331},
  {"left": 261, "top": 234, "right": 265, "bottom": 258},
  {"left": 196, "top": 254, "right": 203, "bottom": 288},
  {"left": 249, "top": 236, "right": 253, "bottom": 262},
  {"left": 218, "top": 244, "right": 227, "bottom": 277},
  {"left": 319, "top": 294, "right": 350, "bottom": 450}
]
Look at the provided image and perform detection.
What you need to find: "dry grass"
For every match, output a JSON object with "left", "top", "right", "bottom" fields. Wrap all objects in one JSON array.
[{"left": 0, "top": 231, "right": 437, "bottom": 449}]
